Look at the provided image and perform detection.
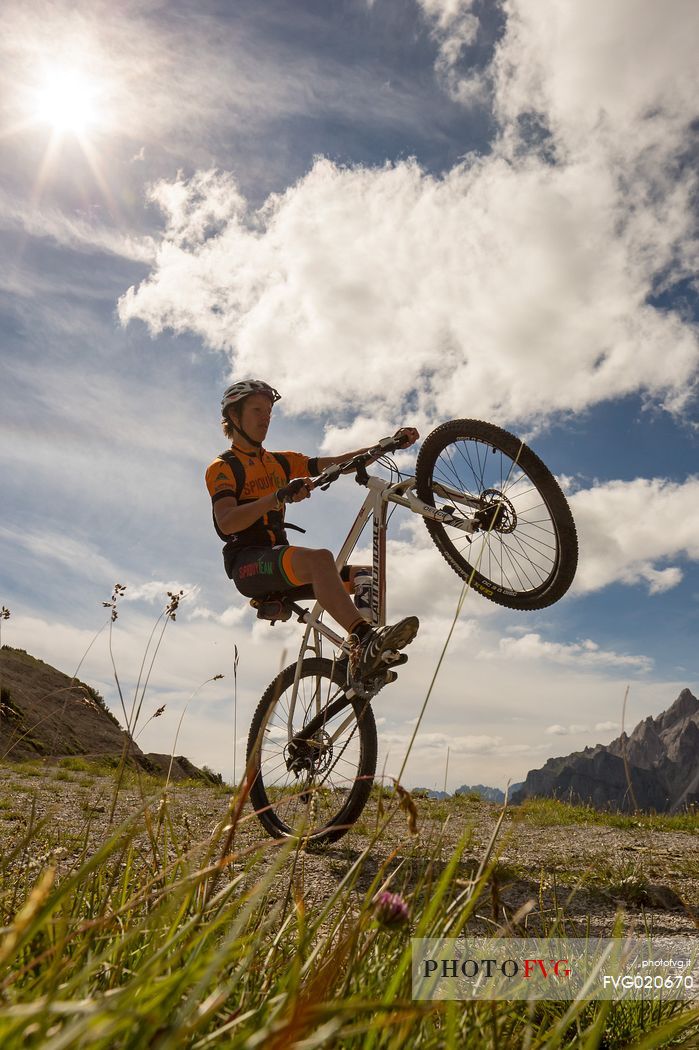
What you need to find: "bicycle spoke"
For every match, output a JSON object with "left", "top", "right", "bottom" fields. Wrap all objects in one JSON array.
[
  {"left": 249, "top": 658, "right": 375, "bottom": 842},
  {"left": 425, "top": 432, "right": 565, "bottom": 599}
]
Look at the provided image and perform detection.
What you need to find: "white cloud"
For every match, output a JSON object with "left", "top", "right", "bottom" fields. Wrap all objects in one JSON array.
[
  {"left": 484, "top": 632, "right": 652, "bottom": 672},
  {"left": 0, "top": 188, "right": 155, "bottom": 262},
  {"left": 0, "top": 525, "right": 119, "bottom": 584},
  {"left": 119, "top": 1, "right": 698, "bottom": 430},
  {"left": 121, "top": 581, "right": 200, "bottom": 606},
  {"left": 546, "top": 723, "right": 591, "bottom": 735},
  {"left": 189, "top": 603, "right": 247, "bottom": 627},
  {"left": 493, "top": 0, "right": 699, "bottom": 169},
  {"left": 119, "top": 156, "right": 697, "bottom": 429},
  {"left": 595, "top": 721, "right": 618, "bottom": 732},
  {"left": 416, "top": 0, "right": 486, "bottom": 105},
  {"left": 392, "top": 730, "right": 504, "bottom": 754},
  {"left": 570, "top": 476, "right": 699, "bottom": 594},
  {"left": 0, "top": 526, "right": 201, "bottom": 611}
]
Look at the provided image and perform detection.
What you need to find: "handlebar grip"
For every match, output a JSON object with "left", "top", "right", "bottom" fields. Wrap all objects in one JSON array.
[{"left": 276, "top": 478, "right": 310, "bottom": 504}]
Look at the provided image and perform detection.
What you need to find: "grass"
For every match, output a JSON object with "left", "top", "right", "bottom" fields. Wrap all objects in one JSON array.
[
  {"left": 3, "top": 763, "right": 42, "bottom": 778},
  {"left": 516, "top": 797, "right": 699, "bottom": 834},
  {"left": 1, "top": 756, "right": 231, "bottom": 794},
  {"left": 1, "top": 589, "right": 697, "bottom": 1047},
  {"left": 0, "top": 785, "right": 697, "bottom": 1049}
]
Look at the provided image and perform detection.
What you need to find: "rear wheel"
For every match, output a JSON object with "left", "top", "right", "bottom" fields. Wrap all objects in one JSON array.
[
  {"left": 247, "top": 657, "right": 377, "bottom": 845},
  {"left": 415, "top": 419, "right": 578, "bottom": 610}
]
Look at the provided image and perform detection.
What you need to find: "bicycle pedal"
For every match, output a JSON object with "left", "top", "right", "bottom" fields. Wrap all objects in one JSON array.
[{"left": 347, "top": 667, "right": 398, "bottom": 699}]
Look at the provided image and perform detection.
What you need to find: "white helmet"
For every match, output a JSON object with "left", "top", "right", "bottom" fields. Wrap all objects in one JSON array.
[{"left": 221, "top": 380, "right": 281, "bottom": 412}]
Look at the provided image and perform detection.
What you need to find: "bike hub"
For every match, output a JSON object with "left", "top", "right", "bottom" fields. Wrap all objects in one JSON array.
[
  {"left": 285, "top": 731, "right": 333, "bottom": 777},
  {"left": 474, "top": 489, "right": 517, "bottom": 533}
]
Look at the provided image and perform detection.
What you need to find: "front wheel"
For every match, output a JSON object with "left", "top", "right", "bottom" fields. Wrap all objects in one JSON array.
[
  {"left": 415, "top": 419, "right": 578, "bottom": 610},
  {"left": 247, "top": 657, "right": 377, "bottom": 845}
]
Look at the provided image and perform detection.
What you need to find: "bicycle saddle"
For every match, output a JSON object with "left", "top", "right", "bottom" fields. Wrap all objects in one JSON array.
[{"left": 250, "top": 585, "right": 314, "bottom": 623}]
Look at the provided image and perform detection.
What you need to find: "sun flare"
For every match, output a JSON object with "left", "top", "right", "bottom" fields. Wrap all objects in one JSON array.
[
  {"left": 34, "top": 68, "right": 100, "bottom": 136},
  {"left": 26, "top": 62, "right": 116, "bottom": 214}
]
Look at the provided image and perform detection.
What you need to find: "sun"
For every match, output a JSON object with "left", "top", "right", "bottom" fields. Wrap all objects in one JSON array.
[
  {"left": 25, "top": 62, "right": 118, "bottom": 215},
  {"left": 34, "top": 68, "right": 100, "bottom": 137}
]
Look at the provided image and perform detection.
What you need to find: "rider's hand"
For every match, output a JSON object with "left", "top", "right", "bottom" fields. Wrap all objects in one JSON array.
[
  {"left": 276, "top": 477, "right": 312, "bottom": 505},
  {"left": 393, "top": 427, "right": 419, "bottom": 449}
]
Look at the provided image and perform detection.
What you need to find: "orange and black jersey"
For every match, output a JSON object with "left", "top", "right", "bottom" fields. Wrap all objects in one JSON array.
[{"left": 205, "top": 445, "right": 320, "bottom": 550}]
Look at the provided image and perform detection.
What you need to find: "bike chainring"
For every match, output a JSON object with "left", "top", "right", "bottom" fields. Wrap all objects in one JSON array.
[{"left": 348, "top": 666, "right": 398, "bottom": 701}]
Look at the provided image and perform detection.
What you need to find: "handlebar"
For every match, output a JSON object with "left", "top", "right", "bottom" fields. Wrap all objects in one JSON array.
[{"left": 313, "top": 434, "right": 406, "bottom": 491}]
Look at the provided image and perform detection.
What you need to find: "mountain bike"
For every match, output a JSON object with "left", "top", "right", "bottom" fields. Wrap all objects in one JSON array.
[{"left": 245, "top": 419, "right": 578, "bottom": 844}]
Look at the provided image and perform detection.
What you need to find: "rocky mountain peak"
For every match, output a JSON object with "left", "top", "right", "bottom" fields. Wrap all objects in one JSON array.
[
  {"left": 657, "top": 688, "right": 699, "bottom": 732},
  {"left": 514, "top": 687, "right": 699, "bottom": 813}
]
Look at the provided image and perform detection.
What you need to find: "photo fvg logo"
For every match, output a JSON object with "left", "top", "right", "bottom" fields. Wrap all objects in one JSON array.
[
  {"left": 423, "top": 957, "right": 572, "bottom": 980},
  {"left": 412, "top": 936, "right": 699, "bottom": 1002}
]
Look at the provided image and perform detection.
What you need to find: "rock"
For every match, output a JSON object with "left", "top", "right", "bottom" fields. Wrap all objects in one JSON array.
[
  {"left": 513, "top": 688, "right": 699, "bottom": 813},
  {"left": 0, "top": 647, "right": 222, "bottom": 783},
  {"left": 0, "top": 647, "right": 142, "bottom": 763}
]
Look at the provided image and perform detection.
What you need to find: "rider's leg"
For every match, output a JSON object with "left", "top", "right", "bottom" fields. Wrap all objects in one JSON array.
[
  {"left": 287, "top": 550, "right": 418, "bottom": 682},
  {"left": 287, "top": 548, "right": 368, "bottom": 633}
]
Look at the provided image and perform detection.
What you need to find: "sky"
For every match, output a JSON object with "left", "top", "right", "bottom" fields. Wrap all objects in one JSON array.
[{"left": 1, "top": 0, "right": 698, "bottom": 792}]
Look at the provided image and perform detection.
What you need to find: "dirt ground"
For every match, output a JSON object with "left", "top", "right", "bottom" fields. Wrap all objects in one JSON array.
[{"left": 1, "top": 763, "right": 697, "bottom": 939}]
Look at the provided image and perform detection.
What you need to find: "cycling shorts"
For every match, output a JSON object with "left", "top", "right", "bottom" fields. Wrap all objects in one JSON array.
[{"left": 228, "top": 545, "right": 352, "bottom": 599}]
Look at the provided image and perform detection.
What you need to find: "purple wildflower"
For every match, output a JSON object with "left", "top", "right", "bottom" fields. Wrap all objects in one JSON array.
[{"left": 374, "top": 891, "right": 409, "bottom": 927}]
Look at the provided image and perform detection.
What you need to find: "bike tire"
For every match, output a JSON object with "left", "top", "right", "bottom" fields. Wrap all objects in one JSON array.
[
  {"left": 247, "top": 657, "right": 377, "bottom": 845},
  {"left": 415, "top": 419, "right": 578, "bottom": 610}
]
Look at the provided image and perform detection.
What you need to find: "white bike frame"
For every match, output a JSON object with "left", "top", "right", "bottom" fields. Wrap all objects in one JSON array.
[{"left": 282, "top": 470, "right": 483, "bottom": 741}]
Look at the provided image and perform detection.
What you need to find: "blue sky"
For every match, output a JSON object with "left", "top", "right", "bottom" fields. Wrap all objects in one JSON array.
[{"left": 1, "top": 0, "right": 698, "bottom": 790}]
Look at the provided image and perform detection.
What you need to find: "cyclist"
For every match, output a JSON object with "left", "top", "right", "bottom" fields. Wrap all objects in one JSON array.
[{"left": 205, "top": 379, "right": 420, "bottom": 682}]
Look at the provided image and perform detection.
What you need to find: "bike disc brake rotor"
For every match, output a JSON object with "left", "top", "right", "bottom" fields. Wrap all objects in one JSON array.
[
  {"left": 475, "top": 488, "right": 517, "bottom": 534},
  {"left": 285, "top": 729, "right": 333, "bottom": 778}
]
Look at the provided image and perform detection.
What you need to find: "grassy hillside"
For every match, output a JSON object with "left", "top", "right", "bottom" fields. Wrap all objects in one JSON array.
[{"left": 0, "top": 646, "right": 132, "bottom": 762}]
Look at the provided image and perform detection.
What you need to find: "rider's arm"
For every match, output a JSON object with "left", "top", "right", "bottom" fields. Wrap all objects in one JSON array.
[
  {"left": 213, "top": 493, "right": 280, "bottom": 536},
  {"left": 313, "top": 428, "right": 420, "bottom": 473},
  {"left": 214, "top": 480, "right": 312, "bottom": 535},
  {"left": 314, "top": 447, "right": 371, "bottom": 473}
]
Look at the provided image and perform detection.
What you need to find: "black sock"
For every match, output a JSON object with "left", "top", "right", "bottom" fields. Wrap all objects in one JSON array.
[{"left": 348, "top": 617, "right": 371, "bottom": 640}]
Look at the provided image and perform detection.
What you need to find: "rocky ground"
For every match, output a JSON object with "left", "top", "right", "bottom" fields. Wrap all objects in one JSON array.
[{"left": 1, "top": 762, "right": 697, "bottom": 939}]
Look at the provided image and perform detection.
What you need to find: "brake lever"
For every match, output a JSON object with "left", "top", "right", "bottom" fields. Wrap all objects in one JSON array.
[{"left": 315, "top": 463, "right": 342, "bottom": 490}]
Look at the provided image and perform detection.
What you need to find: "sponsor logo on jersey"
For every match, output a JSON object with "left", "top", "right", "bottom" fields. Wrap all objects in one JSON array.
[{"left": 242, "top": 473, "right": 284, "bottom": 498}]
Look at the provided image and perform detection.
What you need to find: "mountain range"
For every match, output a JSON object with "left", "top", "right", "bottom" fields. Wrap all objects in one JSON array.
[
  {"left": 512, "top": 688, "right": 699, "bottom": 812},
  {"left": 411, "top": 783, "right": 524, "bottom": 802}
]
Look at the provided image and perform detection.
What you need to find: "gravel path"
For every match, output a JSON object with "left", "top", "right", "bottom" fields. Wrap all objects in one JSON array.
[{"left": 1, "top": 764, "right": 697, "bottom": 938}]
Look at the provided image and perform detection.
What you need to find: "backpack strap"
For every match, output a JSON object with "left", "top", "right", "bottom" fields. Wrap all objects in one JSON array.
[
  {"left": 269, "top": 451, "right": 291, "bottom": 482},
  {"left": 218, "top": 450, "right": 247, "bottom": 500},
  {"left": 269, "top": 452, "right": 307, "bottom": 534}
]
